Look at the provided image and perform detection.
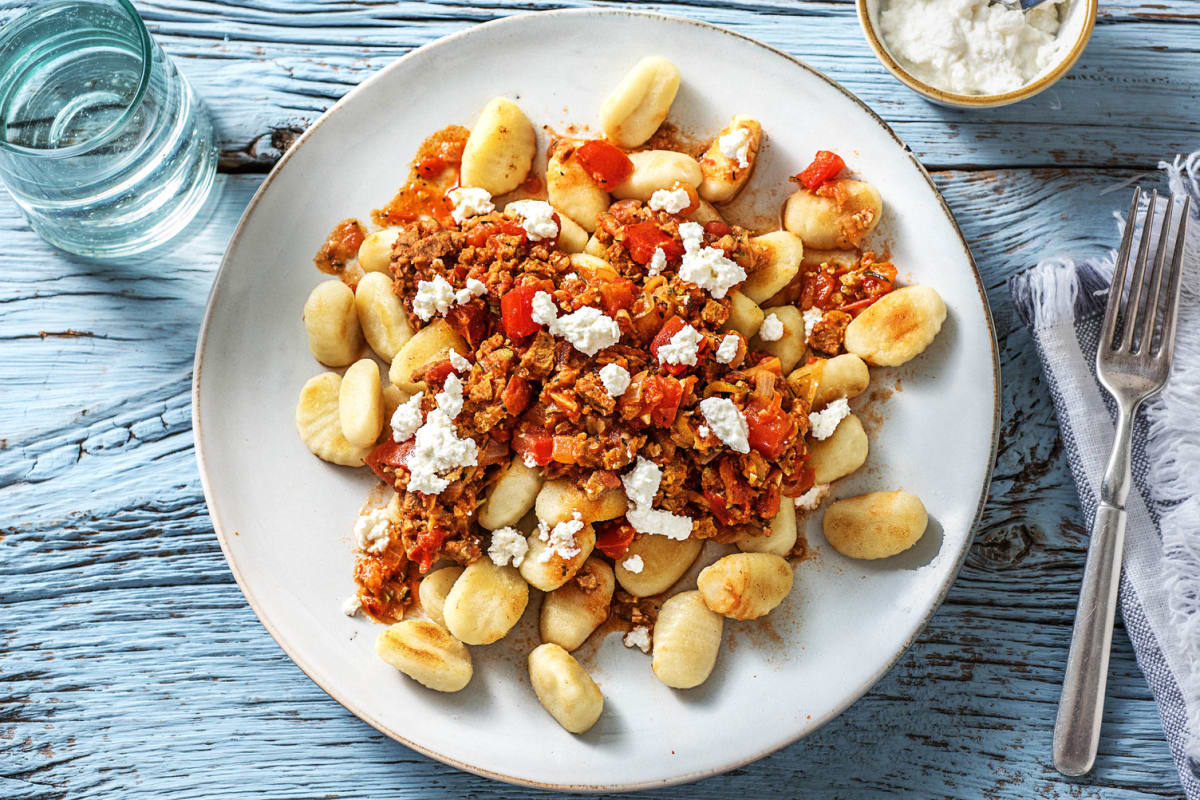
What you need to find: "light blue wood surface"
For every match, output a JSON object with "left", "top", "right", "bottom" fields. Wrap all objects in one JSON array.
[{"left": 1, "top": 1, "right": 1197, "bottom": 797}]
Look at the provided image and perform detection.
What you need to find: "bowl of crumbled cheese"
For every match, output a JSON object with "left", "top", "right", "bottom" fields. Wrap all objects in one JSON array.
[{"left": 857, "top": 0, "right": 1097, "bottom": 107}]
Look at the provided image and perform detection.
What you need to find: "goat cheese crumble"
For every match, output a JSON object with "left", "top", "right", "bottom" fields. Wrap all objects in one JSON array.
[
  {"left": 599, "top": 363, "right": 631, "bottom": 398},
  {"left": 623, "top": 626, "right": 652, "bottom": 653},
  {"left": 718, "top": 126, "right": 752, "bottom": 169},
  {"left": 794, "top": 483, "right": 832, "bottom": 511},
  {"left": 715, "top": 333, "right": 740, "bottom": 364},
  {"left": 448, "top": 187, "right": 494, "bottom": 224},
  {"left": 803, "top": 306, "right": 825, "bottom": 341},
  {"left": 699, "top": 396, "right": 751, "bottom": 454},
  {"left": 759, "top": 312, "right": 785, "bottom": 342},
  {"left": 448, "top": 349, "right": 471, "bottom": 373},
  {"left": 647, "top": 247, "right": 668, "bottom": 276},
  {"left": 454, "top": 276, "right": 488, "bottom": 306},
  {"left": 530, "top": 291, "right": 620, "bottom": 356},
  {"left": 390, "top": 394, "right": 424, "bottom": 442},
  {"left": 342, "top": 595, "right": 362, "bottom": 616},
  {"left": 657, "top": 323, "right": 704, "bottom": 367},
  {"left": 621, "top": 554, "right": 644, "bottom": 574},
  {"left": 354, "top": 507, "right": 394, "bottom": 554},
  {"left": 621, "top": 457, "right": 696, "bottom": 541},
  {"left": 648, "top": 187, "right": 691, "bottom": 214},
  {"left": 506, "top": 199, "right": 559, "bottom": 241},
  {"left": 621, "top": 456, "right": 662, "bottom": 508},
  {"left": 808, "top": 398, "right": 850, "bottom": 441},
  {"left": 404, "top": 408, "right": 479, "bottom": 495},
  {"left": 412, "top": 275, "right": 456, "bottom": 322},
  {"left": 537, "top": 512, "right": 585, "bottom": 563},
  {"left": 677, "top": 222, "right": 747, "bottom": 300},
  {"left": 697, "top": 424, "right": 710, "bottom": 439},
  {"left": 488, "top": 526, "right": 529, "bottom": 567},
  {"left": 434, "top": 373, "right": 465, "bottom": 420}
]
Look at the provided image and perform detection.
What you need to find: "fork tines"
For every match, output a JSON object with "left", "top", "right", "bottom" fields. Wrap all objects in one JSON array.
[{"left": 1100, "top": 187, "right": 1192, "bottom": 364}]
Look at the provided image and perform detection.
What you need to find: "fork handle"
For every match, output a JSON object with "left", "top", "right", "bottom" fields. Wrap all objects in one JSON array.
[{"left": 1052, "top": 502, "right": 1128, "bottom": 776}]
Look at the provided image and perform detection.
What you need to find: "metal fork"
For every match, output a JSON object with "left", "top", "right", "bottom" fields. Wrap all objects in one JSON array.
[{"left": 1052, "top": 187, "right": 1191, "bottom": 777}]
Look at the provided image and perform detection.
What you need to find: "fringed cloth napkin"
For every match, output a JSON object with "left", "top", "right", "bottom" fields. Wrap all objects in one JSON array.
[{"left": 1009, "top": 153, "right": 1200, "bottom": 797}]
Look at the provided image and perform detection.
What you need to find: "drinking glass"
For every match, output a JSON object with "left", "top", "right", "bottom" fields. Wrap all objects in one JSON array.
[{"left": 0, "top": 0, "right": 218, "bottom": 258}]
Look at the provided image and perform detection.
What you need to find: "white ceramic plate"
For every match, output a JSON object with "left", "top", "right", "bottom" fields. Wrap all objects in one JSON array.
[{"left": 194, "top": 9, "right": 999, "bottom": 791}]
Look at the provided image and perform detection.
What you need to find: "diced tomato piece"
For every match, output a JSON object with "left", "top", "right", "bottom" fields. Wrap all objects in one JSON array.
[
  {"left": 575, "top": 140, "right": 634, "bottom": 189},
  {"left": 649, "top": 315, "right": 686, "bottom": 364},
  {"left": 415, "top": 156, "right": 445, "bottom": 179},
  {"left": 744, "top": 393, "right": 794, "bottom": 460},
  {"left": 782, "top": 463, "right": 816, "bottom": 497},
  {"left": 595, "top": 519, "right": 637, "bottom": 559},
  {"left": 599, "top": 277, "right": 636, "bottom": 316},
  {"left": 365, "top": 439, "right": 414, "bottom": 484},
  {"left": 500, "top": 285, "right": 544, "bottom": 339},
  {"left": 502, "top": 376, "right": 532, "bottom": 416},
  {"left": 409, "top": 527, "right": 448, "bottom": 573},
  {"left": 643, "top": 375, "right": 684, "bottom": 427},
  {"left": 704, "top": 488, "right": 736, "bottom": 527},
  {"left": 512, "top": 430, "right": 554, "bottom": 467},
  {"left": 422, "top": 359, "right": 455, "bottom": 389},
  {"left": 552, "top": 435, "right": 585, "bottom": 464},
  {"left": 704, "top": 221, "right": 732, "bottom": 237},
  {"left": 466, "top": 219, "right": 527, "bottom": 248},
  {"left": 838, "top": 295, "right": 882, "bottom": 315},
  {"left": 802, "top": 269, "right": 841, "bottom": 310},
  {"left": 445, "top": 302, "right": 489, "bottom": 348},
  {"left": 794, "top": 150, "right": 846, "bottom": 191},
  {"left": 623, "top": 221, "right": 684, "bottom": 265},
  {"left": 755, "top": 482, "right": 781, "bottom": 518}
]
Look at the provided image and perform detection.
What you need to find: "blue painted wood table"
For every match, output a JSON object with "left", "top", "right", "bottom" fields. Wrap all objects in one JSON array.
[{"left": 2, "top": 1, "right": 1197, "bottom": 797}]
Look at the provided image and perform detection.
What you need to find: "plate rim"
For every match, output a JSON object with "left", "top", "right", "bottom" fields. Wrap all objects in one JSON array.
[{"left": 191, "top": 7, "right": 1001, "bottom": 792}]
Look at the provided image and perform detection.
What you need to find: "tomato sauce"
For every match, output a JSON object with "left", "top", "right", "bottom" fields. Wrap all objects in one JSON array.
[{"left": 374, "top": 125, "right": 469, "bottom": 227}]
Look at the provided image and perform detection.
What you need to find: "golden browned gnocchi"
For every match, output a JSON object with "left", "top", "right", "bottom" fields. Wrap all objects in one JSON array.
[
  {"left": 460, "top": 97, "right": 537, "bottom": 196},
  {"left": 376, "top": 620, "right": 473, "bottom": 693},
  {"left": 539, "top": 557, "right": 615, "bottom": 652},
  {"left": 614, "top": 534, "right": 702, "bottom": 597},
  {"left": 844, "top": 285, "right": 947, "bottom": 366},
  {"left": 652, "top": 591, "right": 724, "bottom": 689},
  {"left": 546, "top": 139, "right": 610, "bottom": 233},
  {"left": 743, "top": 231, "right": 803, "bottom": 304},
  {"left": 697, "top": 553, "right": 793, "bottom": 620},
  {"left": 295, "top": 372, "right": 372, "bottom": 466},
  {"left": 355, "top": 271, "right": 414, "bottom": 362},
  {"left": 783, "top": 179, "right": 883, "bottom": 250},
  {"left": 528, "top": 643, "right": 605, "bottom": 733},
  {"left": 520, "top": 522, "right": 596, "bottom": 592},
  {"left": 418, "top": 566, "right": 463, "bottom": 629},
  {"left": 442, "top": 559, "right": 529, "bottom": 645},
  {"left": 611, "top": 150, "right": 702, "bottom": 202},
  {"left": 790, "top": 353, "right": 871, "bottom": 409},
  {"left": 599, "top": 56, "right": 681, "bottom": 148},
  {"left": 823, "top": 490, "right": 928, "bottom": 559},
  {"left": 698, "top": 115, "right": 762, "bottom": 203},
  {"left": 808, "top": 413, "right": 869, "bottom": 484},
  {"left": 304, "top": 280, "right": 363, "bottom": 367},
  {"left": 738, "top": 501, "right": 797, "bottom": 557},
  {"left": 535, "top": 479, "right": 626, "bottom": 526},
  {"left": 388, "top": 318, "right": 469, "bottom": 392},
  {"left": 478, "top": 457, "right": 544, "bottom": 531}
]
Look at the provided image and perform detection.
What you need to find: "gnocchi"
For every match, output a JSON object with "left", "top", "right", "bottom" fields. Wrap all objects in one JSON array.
[
  {"left": 478, "top": 457, "right": 544, "bottom": 531},
  {"left": 355, "top": 271, "right": 414, "bottom": 362},
  {"left": 460, "top": 97, "right": 537, "bottom": 196},
  {"left": 614, "top": 533, "right": 702, "bottom": 597},
  {"left": 338, "top": 359, "right": 384, "bottom": 448},
  {"left": 304, "top": 280, "right": 364, "bottom": 367},
  {"left": 546, "top": 139, "right": 610, "bottom": 232},
  {"left": 535, "top": 480, "right": 626, "bottom": 526},
  {"left": 698, "top": 115, "right": 762, "bottom": 203},
  {"left": 295, "top": 372, "right": 372, "bottom": 466},
  {"left": 697, "top": 553, "right": 793, "bottom": 620},
  {"left": 783, "top": 179, "right": 883, "bottom": 250},
  {"left": 539, "top": 557, "right": 615, "bottom": 651},
  {"left": 442, "top": 559, "right": 529, "bottom": 645},
  {"left": 376, "top": 620, "right": 473, "bottom": 693},
  {"left": 599, "top": 56, "right": 681, "bottom": 148},
  {"left": 808, "top": 413, "right": 869, "bottom": 484},
  {"left": 520, "top": 522, "right": 596, "bottom": 592},
  {"left": 753, "top": 305, "right": 807, "bottom": 373},
  {"left": 418, "top": 566, "right": 463, "bottom": 629},
  {"left": 738, "top": 501, "right": 797, "bottom": 557},
  {"left": 388, "top": 318, "right": 469, "bottom": 392},
  {"left": 528, "top": 643, "right": 605, "bottom": 734},
  {"left": 611, "top": 150, "right": 703, "bottom": 202},
  {"left": 844, "top": 285, "right": 947, "bottom": 366},
  {"left": 652, "top": 591, "right": 724, "bottom": 689},
  {"left": 743, "top": 231, "right": 803, "bottom": 304},
  {"left": 823, "top": 490, "right": 928, "bottom": 560},
  {"left": 725, "top": 290, "right": 765, "bottom": 339},
  {"left": 357, "top": 227, "right": 400, "bottom": 273},
  {"left": 790, "top": 353, "right": 871, "bottom": 409}
]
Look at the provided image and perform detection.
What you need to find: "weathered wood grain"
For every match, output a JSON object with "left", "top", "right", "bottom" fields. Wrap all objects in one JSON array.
[{"left": 1, "top": 164, "right": 1184, "bottom": 798}]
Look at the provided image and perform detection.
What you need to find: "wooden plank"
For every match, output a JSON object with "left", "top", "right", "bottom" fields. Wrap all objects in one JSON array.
[
  {"left": 0, "top": 165, "right": 1181, "bottom": 797},
  {"left": 94, "top": 0, "right": 1198, "bottom": 172}
]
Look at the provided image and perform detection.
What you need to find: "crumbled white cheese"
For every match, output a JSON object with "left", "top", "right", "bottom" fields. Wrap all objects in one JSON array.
[
  {"left": 506, "top": 199, "right": 559, "bottom": 241},
  {"left": 448, "top": 349, "right": 471, "bottom": 373},
  {"left": 621, "top": 456, "right": 662, "bottom": 509},
  {"left": 448, "top": 187, "right": 494, "bottom": 224},
  {"left": 342, "top": 595, "right": 362, "bottom": 616},
  {"left": 488, "top": 526, "right": 529, "bottom": 567},
  {"left": 808, "top": 398, "right": 851, "bottom": 441},
  {"left": 623, "top": 626, "right": 652, "bottom": 653},
  {"left": 759, "top": 313, "right": 785, "bottom": 342},
  {"left": 354, "top": 507, "right": 394, "bottom": 554},
  {"left": 390, "top": 394, "right": 424, "bottom": 442},
  {"left": 715, "top": 333, "right": 740, "bottom": 364},
  {"left": 677, "top": 221, "right": 747, "bottom": 299},
  {"left": 697, "top": 424, "right": 710, "bottom": 439},
  {"left": 404, "top": 409, "right": 479, "bottom": 495},
  {"left": 648, "top": 187, "right": 691, "bottom": 214},
  {"left": 657, "top": 323, "right": 704, "bottom": 367},
  {"left": 531, "top": 292, "right": 621, "bottom": 356},
  {"left": 454, "top": 276, "right": 488, "bottom": 306},
  {"left": 531, "top": 290, "right": 559, "bottom": 327},
  {"left": 718, "top": 126, "right": 752, "bottom": 169},
  {"left": 435, "top": 373, "right": 464, "bottom": 420},
  {"left": 803, "top": 306, "right": 825, "bottom": 341},
  {"left": 699, "top": 396, "right": 750, "bottom": 454},
  {"left": 563, "top": 272, "right": 579, "bottom": 282},
  {"left": 621, "top": 554, "right": 644, "bottom": 574},
  {"left": 523, "top": 452, "right": 539, "bottom": 469},
  {"left": 599, "top": 363, "right": 631, "bottom": 398},
  {"left": 626, "top": 504, "right": 693, "bottom": 541},
  {"left": 647, "top": 247, "right": 667, "bottom": 277},
  {"left": 794, "top": 483, "right": 832, "bottom": 512},
  {"left": 412, "top": 275, "right": 456, "bottom": 322},
  {"left": 537, "top": 512, "right": 585, "bottom": 562}
]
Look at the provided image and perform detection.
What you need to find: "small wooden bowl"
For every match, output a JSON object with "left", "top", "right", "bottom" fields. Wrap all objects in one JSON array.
[{"left": 856, "top": 0, "right": 1097, "bottom": 108}]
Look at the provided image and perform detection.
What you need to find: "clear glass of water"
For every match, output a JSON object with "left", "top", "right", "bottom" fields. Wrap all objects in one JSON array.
[{"left": 0, "top": 0, "right": 218, "bottom": 258}]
